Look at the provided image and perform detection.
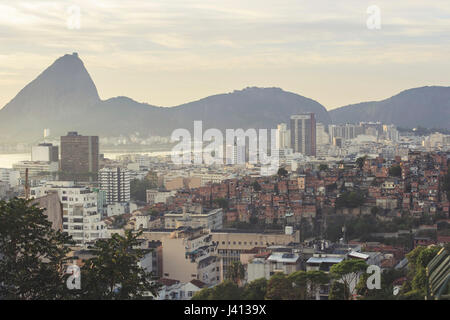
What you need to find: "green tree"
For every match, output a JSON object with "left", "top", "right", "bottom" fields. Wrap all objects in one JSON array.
[
  {"left": 147, "top": 209, "right": 160, "bottom": 218},
  {"left": 242, "top": 278, "right": 267, "bottom": 300},
  {"left": 356, "top": 156, "right": 367, "bottom": 170},
  {"left": 227, "top": 261, "right": 245, "bottom": 286},
  {"left": 0, "top": 198, "right": 74, "bottom": 300},
  {"left": 319, "top": 164, "right": 329, "bottom": 171},
  {"left": 406, "top": 246, "right": 433, "bottom": 277},
  {"left": 192, "top": 281, "right": 242, "bottom": 300},
  {"left": 401, "top": 245, "right": 441, "bottom": 299},
  {"left": 401, "top": 289, "right": 424, "bottom": 300},
  {"left": 265, "top": 273, "right": 295, "bottom": 300},
  {"left": 371, "top": 206, "right": 381, "bottom": 216},
  {"left": 79, "top": 230, "right": 159, "bottom": 299},
  {"left": 389, "top": 165, "right": 402, "bottom": 177},
  {"left": 305, "top": 271, "right": 329, "bottom": 300},
  {"left": 336, "top": 191, "right": 366, "bottom": 209},
  {"left": 288, "top": 270, "right": 308, "bottom": 299},
  {"left": 329, "top": 281, "right": 347, "bottom": 300},
  {"left": 442, "top": 173, "right": 450, "bottom": 200},
  {"left": 214, "top": 198, "right": 229, "bottom": 210},
  {"left": 191, "top": 287, "right": 214, "bottom": 300},
  {"left": 355, "top": 269, "right": 401, "bottom": 300},
  {"left": 355, "top": 272, "right": 371, "bottom": 298},
  {"left": 330, "top": 259, "right": 368, "bottom": 300},
  {"left": 145, "top": 171, "right": 158, "bottom": 185},
  {"left": 411, "top": 267, "right": 427, "bottom": 295},
  {"left": 130, "top": 179, "right": 157, "bottom": 202},
  {"left": 416, "top": 246, "right": 441, "bottom": 268},
  {"left": 251, "top": 181, "right": 262, "bottom": 192},
  {"left": 277, "top": 167, "right": 288, "bottom": 178},
  {"left": 211, "top": 281, "right": 243, "bottom": 300}
]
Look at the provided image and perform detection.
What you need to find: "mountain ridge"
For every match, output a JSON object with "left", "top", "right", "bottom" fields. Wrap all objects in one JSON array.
[
  {"left": 0, "top": 53, "right": 449, "bottom": 143},
  {"left": 0, "top": 54, "right": 331, "bottom": 142},
  {"left": 329, "top": 86, "right": 450, "bottom": 128}
]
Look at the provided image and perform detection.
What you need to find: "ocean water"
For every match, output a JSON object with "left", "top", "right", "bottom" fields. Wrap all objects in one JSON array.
[
  {"left": 0, "top": 151, "right": 173, "bottom": 169},
  {"left": 0, "top": 153, "right": 30, "bottom": 168}
]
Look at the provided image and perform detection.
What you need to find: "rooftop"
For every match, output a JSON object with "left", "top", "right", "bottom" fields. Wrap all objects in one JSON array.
[
  {"left": 348, "top": 251, "right": 370, "bottom": 260},
  {"left": 307, "top": 256, "right": 344, "bottom": 264},
  {"left": 158, "top": 278, "right": 180, "bottom": 287},
  {"left": 267, "top": 252, "right": 300, "bottom": 263}
]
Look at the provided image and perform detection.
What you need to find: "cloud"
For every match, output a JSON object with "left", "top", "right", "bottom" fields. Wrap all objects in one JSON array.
[{"left": 0, "top": 0, "right": 449, "bottom": 108}]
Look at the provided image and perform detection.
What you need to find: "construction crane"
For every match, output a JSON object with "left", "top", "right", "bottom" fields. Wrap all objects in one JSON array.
[{"left": 24, "top": 168, "right": 30, "bottom": 200}]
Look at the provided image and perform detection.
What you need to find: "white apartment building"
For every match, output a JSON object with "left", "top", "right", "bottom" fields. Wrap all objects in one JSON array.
[
  {"left": 0, "top": 168, "right": 21, "bottom": 188},
  {"left": 271, "top": 148, "right": 294, "bottom": 165},
  {"left": 247, "top": 252, "right": 302, "bottom": 282},
  {"left": 0, "top": 181, "right": 10, "bottom": 200},
  {"left": 382, "top": 125, "right": 399, "bottom": 142},
  {"left": 316, "top": 123, "right": 330, "bottom": 146},
  {"left": 422, "top": 133, "right": 450, "bottom": 149},
  {"left": 225, "top": 144, "right": 246, "bottom": 165},
  {"left": 306, "top": 254, "right": 345, "bottom": 272},
  {"left": 98, "top": 167, "right": 131, "bottom": 205},
  {"left": 12, "top": 160, "right": 59, "bottom": 179},
  {"left": 31, "top": 143, "right": 59, "bottom": 162},
  {"left": 30, "top": 181, "right": 105, "bottom": 245},
  {"left": 328, "top": 124, "right": 364, "bottom": 143},
  {"left": 276, "top": 123, "right": 291, "bottom": 149}
]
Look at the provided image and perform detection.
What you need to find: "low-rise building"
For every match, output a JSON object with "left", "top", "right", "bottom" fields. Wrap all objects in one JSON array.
[
  {"left": 212, "top": 229, "right": 299, "bottom": 281},
  {"left": 164, "top": 204, "right": 223, "bottom": 230},
  {"left": 146, "top": 189, "right": 176, "bottom": 205},
  {"left": 156, "top": 279, "right": 208, "bottom": 300},
  {"left": 161, "top": 227, "right": 220, "bottom": 286},
  {"left": 247, "top": 251, "right": 302, "bottom": 282}
]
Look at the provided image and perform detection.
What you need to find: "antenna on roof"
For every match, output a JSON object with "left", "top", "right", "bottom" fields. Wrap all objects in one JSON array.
[{"left": 43, "top": 128, "right": 50, "bottom": 143}]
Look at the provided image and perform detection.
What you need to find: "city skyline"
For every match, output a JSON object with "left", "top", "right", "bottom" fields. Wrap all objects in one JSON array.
[
  {"left": 0, "top": 1, "right": 449, "bottom": 303},
  {"left": 1, "top": 0, "right": 450, "bottom": 110}
]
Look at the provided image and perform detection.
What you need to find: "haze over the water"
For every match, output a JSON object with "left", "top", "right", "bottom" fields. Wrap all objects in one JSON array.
[{"left": 1, "top": 0, "right": 450, "bottom": 109}]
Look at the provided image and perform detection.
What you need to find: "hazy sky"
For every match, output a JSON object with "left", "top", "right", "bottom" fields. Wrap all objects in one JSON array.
[{"left": 0, "top": 0, "right": 450, "bottom": 110}]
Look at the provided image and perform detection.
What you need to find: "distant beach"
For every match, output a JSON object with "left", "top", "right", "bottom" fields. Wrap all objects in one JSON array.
[{"left": 0, "top": 149, "right": 174, "bottom": 169}]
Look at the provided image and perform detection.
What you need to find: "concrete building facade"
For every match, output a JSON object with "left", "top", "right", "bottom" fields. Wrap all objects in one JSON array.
[
  {"left": 290, "top": 113, "right": 316, "bottom": 156},
  {"left": 99, "top": 167, "right": 131, "bottom": 204},
  {"left": 60, "top": 132, "right": 99, "bottom": 181}
]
